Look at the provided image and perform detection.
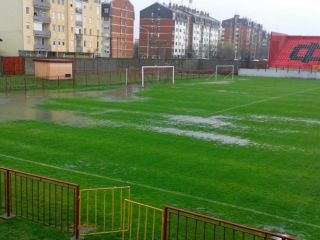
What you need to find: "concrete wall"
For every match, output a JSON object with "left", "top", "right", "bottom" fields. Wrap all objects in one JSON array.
[
  {"left": 0, "top": 0, "right": 23, "bottom": 56},
  {"left": 239, "top": 68, "right": 320, "bottom": 80}
]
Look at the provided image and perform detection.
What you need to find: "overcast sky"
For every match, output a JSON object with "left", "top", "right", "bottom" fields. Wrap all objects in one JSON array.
[{"left": 131, "top": 0, "right": 320, "bottom": 38}]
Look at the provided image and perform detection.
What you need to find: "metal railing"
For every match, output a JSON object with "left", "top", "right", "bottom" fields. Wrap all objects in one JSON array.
[
  {"left": 163, "top": 206, "right": 296, "bottom": 240},
  {"left": 75, "top": 7, "right": 83, "bottom": 14},
  {"left": 34, "top": 30, "right": 51, "bottom": 38},
  {"left": 34, "top": 44, "right": 51, "bottom": 51},
  {"left": 124, "top": 199, "right": 164, "bottom": 240},
  {"left": 33, "top": 0, "right": 50, "bottom": 10},
  {"left": 0, "top": 167, "right": 296, "bottom": 240},
  {"left": 80, "top": 187, "right": 131, "bottom": 237},
  {"left": 0, "top": 168, "right": 80, "bottom": 239},
  {"left": 76, "top": 46, "right": 84, "bottom": 52},
  {"left": 76, "top": 21, "right": 83, "bottom": 27},
  {"left": 33, "top": 14, "right": 51, "bottom": 23}
]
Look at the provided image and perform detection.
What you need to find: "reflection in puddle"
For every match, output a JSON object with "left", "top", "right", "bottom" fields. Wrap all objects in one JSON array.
[{"left": 0, "top": 86, "right": 142, "bottom": 126}]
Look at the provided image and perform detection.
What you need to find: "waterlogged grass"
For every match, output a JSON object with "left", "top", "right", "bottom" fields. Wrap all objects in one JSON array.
[{"left": 0, "top": 77, "right": 320, "bottom": 239}]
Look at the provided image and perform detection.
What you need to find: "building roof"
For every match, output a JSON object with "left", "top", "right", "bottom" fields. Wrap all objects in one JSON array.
[{"left": 141, "top": 2, "right": 220, "bottom": 27}]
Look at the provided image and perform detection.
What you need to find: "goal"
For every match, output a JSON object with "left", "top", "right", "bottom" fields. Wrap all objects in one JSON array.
[
  {"left": 215, "top": 65, "right": 235, "bottom": 81},
  {"left": 141, "top": 66, "right": 175, "bottom": 87}
]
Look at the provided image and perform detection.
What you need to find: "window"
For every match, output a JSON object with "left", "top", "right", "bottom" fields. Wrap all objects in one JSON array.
[
  {"left": 26, "top": 7, "right": 30, "bottom": 14},
  {"left": 26, "top": 23, "right": 30, "bottom": 30},
  {"left": 52, "top": 12, "right": 55, "bottom": 19}
]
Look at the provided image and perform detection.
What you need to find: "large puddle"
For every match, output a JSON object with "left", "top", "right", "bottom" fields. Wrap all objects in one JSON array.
[{"left": 0, "top": 86, "right": 141, "bottom": 125}]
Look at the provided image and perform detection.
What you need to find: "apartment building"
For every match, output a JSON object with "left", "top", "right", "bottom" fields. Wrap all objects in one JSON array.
[
  {"left": 101, "top": 0, "right": 134, "bottom": 59},
  {"left": 139, "top": 3, "right": 220, "bottom": 59},
  {"left": 179, "top": 6, "right": 220, "bottom": 59},
  {"left": 0, "top": 0, "right": 102, "bottom": 57},
  {"left": 101, "top": 2, "right": 111, "bottom": 57},
  {"left": 222, "top": 15, "right": 269, "bottom": 60}
]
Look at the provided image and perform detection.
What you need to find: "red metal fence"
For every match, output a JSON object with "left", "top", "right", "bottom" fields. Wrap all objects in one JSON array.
[
  {"left": 163, "top": 206, "right": 295, "bottom": 240},
  {"left": 0, "top": 168, "right": 80, "bottom": 239}
]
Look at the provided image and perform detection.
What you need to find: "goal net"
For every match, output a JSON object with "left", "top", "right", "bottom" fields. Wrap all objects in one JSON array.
[
  {"left": 141, "top": 66, "right": 175, "bottom": 87},
  {"left": 215, "top": 65, "right": 235, "bottom": 81}
]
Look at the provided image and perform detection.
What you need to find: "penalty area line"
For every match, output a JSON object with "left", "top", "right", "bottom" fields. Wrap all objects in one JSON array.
[
  {"left": 0, "top": 153, "right": 320, "bottom": 229},
  {"left": 213, "top": 86, "right": 320, "bottom": 115}
]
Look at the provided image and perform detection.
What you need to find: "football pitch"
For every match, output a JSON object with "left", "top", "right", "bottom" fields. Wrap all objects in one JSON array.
[{"left": 0, "top": 76, "right": 320, "bottom": 239}]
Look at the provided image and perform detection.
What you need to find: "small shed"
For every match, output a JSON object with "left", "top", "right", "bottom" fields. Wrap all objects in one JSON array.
[{"left": 34, "top": 59, "right": 73, "bottom": 80}]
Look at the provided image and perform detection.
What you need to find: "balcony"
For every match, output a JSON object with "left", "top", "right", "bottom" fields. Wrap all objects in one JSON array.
[
  {"left": 33, "top": 14, "right": 51, "bottom": 24},
  {"left": 76, "top": 47, "right": 83, "bottom": 52},
  {"left": 75, "top": 34, "right": 83, "bottom": 41},
  {"left": 33, "top": 0, "right": 50, "bottom": 10},
  {"left": 34, "top": 44, "right": 51, "bottom": 51},
  {"left": 75, "top": 7, "right": 83, "bottom": 14},
  {"left": 34, "top": 30, "right": 51, "bottom": 38},
  {"left": 76, "top": 21, "right": 83, "bottom": 27}
]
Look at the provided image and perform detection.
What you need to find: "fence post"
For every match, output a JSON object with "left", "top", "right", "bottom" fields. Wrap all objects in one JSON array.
[
  {"left": 73, "top": 185, "right": 81, "bottom": 240},
  {"left": 5, "top": 170, "right": 11, "bottom": 218},
  {"left": 5, "top": 76, "right": 8, "bottom": 92},
  {"left": 1, "top": 170, "right": 14, "bottom": 220},
  {"left": 162, "top": 207, "right": 168, "bottom": 240},
  {"left": 24, "top": 77, "right": 27, "bottom": 91}
]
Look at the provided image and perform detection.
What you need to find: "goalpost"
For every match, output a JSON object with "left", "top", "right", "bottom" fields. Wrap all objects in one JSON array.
[
  {"left": 215, "top": 65, "right": 235, "bottom": 81},
  {"left": 141, "top": 66, "right": 175, "bottom": 87}
]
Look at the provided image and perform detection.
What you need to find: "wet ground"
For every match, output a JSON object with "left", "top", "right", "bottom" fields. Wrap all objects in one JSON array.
[{"left": 0, "top": 86, "right": 142, "bottom": 125}]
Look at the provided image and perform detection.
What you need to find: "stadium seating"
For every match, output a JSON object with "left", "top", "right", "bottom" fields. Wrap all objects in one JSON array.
[{"left": 269, "top": 33, "right": 320, "bottom": 70}]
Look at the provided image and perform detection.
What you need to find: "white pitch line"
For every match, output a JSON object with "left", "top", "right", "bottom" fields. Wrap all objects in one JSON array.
[
  {"left": 213, "top": 86, "right": 320, "bottom": 115},
  {"left": 1, "top": 153, "right": 320, "bottom": 229}
]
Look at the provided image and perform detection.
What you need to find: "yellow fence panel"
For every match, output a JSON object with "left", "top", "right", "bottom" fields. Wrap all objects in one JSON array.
[
  {"left": 80, "top": 186, "right": 131, "bottom": 237},
  {"left": 123, "top": 199, "right": 164, "bottom": 240}
]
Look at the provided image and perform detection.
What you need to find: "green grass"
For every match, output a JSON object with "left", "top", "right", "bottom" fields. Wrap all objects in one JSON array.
[{"left": 0, "top": 76, "right": 320, "bottom": 239}]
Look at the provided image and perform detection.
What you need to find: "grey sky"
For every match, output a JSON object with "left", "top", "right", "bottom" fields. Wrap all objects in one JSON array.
[{"left": 131, "top": 0, "right": 320, "bottom": 38}]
